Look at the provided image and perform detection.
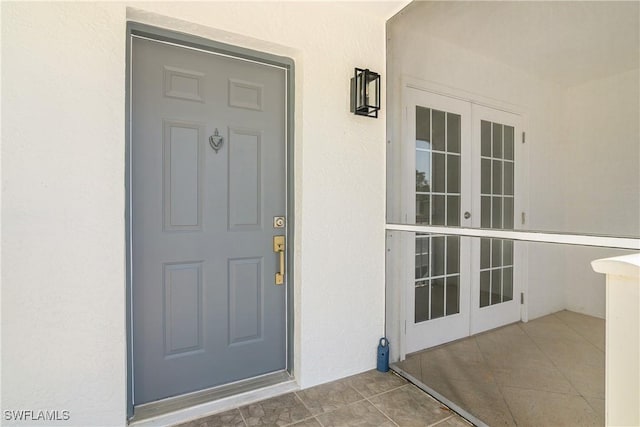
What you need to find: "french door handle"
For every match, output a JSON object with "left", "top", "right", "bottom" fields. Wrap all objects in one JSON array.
[{"left": 273, "top": 236, "right": 285, "bottom": 285}]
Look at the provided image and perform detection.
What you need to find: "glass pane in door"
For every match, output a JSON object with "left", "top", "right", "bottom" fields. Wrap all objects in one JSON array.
[
  {"left": 414, "top": 106, "right": 462, "bottom": 322},
  {"left": 480, "top": 120, "right": 515, "bottom": 307}
]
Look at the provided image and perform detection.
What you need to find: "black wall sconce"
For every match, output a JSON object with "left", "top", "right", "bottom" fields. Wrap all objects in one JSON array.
[{"left": 350, "top": 68, "right": 381, "bottom": 118}]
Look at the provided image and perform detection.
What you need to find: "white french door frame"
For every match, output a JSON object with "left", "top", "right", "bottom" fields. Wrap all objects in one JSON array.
[
  {"left": 402, "top": 88, "right": 473, "bottom": 353},
  {"left": 395, "top": 77, "right": 531, "bottom": 359}
]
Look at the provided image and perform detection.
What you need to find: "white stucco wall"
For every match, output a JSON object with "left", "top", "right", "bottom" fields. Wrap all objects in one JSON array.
[
  {"left": 561, "top": 68, "right": 640, "bottom": 318},
  {"left": 561, "top": 68, "right": 640, "bottom": 238},
  {"left": 2, "top": 2, "right": 386, "bottom": 425}
]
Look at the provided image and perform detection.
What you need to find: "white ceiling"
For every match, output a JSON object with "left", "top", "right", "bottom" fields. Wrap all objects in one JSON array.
[
  {"left": 391, "top": 1, "right": 640, "bottom": 86},
  {"left": 334, "top": 1, "right": 412, "bottom": 20}
]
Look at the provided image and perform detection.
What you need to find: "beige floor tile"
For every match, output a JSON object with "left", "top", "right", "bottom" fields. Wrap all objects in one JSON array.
[
  {"left": 430, "top": 415, "right": 473, "bottom": 427},
  {"left": 558, "top": 362, "right": 605, "bottom": 399},
  {"left": 520, "top": 314, "right": 584, "bottom": 341},
  {"left": 424, "top": 377, "right": 515, "bottom": 427},
  {"left": 531, "top": 334, "right": 604, "bottom": 369},
  {"left": 347, "top": 369, "right": 407, "bottom": 397},
  {"left": 502, "top": 386, "right": 599, "bottom": 427},
  {"left": 239, "top": 393, "right": 311, "bottom": 426},
  {"left": 490, "top": 357, "right": 578, "bottom": 394},
  {"left": 369, "top": 384, "right": 452, "bottom": 426},
  {"left": 482, "top": 322, "right": 528, "bottom": 337},
  {"left": 584, "top": 397, "right": 605, "bottom": 426},
  {"left": 173, "top": 409, "right": 245, "bottom": 427},
  {"left": 287, "top": 418, "right": 322, "bottom": 426},
  {"left": 174, "top": 311, "right": 606, "bottom": 427},
  {"left": 315, "top": 400, "right": 395, "bottom": 427},
  {"left": 295, "top": 378, "right": 363, "bottom": 415},
  {"left": 554, "top": 310, "right": 605, "bottom": 349},
  {"left": 397, "top": 354, "right": 422, "bottom": 379},
  {"left": 438, "top": 337, "right": 481, "bottom": 354},
  {"left": 475, "top": 331, "right": 547, "bottom": 368},
  {"left": 419, "top": 347, "right": 495, "bottom": 385}
]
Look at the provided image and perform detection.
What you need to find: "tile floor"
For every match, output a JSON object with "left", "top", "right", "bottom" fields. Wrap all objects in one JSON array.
[
  {"left": 396, "top": 310, "right": 605, "bottom": 427},
  {"left": 173, "top": 310, "right": 603, "bottom": 427},
  {"left": 173, "top": 370, "right": 471, "bottom": 427}
]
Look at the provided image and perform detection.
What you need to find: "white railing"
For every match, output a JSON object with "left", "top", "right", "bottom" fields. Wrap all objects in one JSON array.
[{"left": 592, "top": 254, "right": 640, "bottom": 427}]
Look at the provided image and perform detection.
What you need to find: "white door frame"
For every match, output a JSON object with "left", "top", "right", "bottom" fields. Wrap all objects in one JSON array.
[
  {"left": 125, "top": 22, "right": 296, "bottom": 420},
  {"left": 402, "top": 88, "right": 473, "bottom": 353},
  {"left": 469, "top": 104, "right": 525, "bottom": 334},
  {"left": 392, "top": 76, "right": 530, "bottom": 360}
]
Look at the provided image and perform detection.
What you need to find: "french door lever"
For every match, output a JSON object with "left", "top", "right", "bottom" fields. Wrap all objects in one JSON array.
[{"left": 273, "top": 236, "right": 285, "bottom": 285}]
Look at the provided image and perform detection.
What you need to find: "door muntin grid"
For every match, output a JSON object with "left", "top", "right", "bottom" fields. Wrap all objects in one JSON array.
[
  {"left": 415, "top": 235, "right": 460, "bottom": 322},
  {"left": 415, "top": 106, "right": 461, "bottom": 226},
  {"left": 480, "top": 120, "right": 515, "bottom": 307},
  {"left": 415, "top": 105, "right": 462, "bottom": 323}
]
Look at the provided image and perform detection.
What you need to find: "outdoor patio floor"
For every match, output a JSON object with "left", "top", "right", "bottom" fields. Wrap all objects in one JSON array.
[
  {"left": 173, "top": 310, "right": 603, "bottom": 426},
  {"left": 396, "top": 310, "right": 605, "bottom": 426},
  {"left": 173, "top": 370, "right": 471, "bottom": 427}
]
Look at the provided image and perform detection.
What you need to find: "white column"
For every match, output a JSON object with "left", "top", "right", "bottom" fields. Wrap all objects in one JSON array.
[{"left": 592, "top": 254, "right": 640, "bottom": 427}]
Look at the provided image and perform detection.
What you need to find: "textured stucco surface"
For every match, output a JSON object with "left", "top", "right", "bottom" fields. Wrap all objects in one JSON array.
[{"left": 2, "top": 2, "right": 387, "bottom": 425}]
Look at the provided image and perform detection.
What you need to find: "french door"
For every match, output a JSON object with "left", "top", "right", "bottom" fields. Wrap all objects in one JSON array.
[
  {"left": 404, "top": 87, "right": 523, "bottom": 354},
  {"left": 470, "top": 104, "right": 523, "bottom": 334}
]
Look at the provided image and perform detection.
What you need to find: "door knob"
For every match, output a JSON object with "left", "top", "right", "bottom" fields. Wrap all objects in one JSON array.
[{"left": 464, "top": 211, "right": 471, "bottom": 219}]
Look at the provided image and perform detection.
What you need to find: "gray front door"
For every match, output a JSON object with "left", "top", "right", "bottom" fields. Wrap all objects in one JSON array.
[{"left": 132, "top": 36, "right": 287, "bottom": 405}]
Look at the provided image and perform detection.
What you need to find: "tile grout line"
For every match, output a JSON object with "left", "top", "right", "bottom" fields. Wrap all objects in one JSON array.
[
  {"left": 473, "top": 333, "right": 519, "bottom": 426},
  {"left": 305, "top": 392, "right": 394, "bottom": 426},
  {"left": 518, "top": 317, "right": 604, "bottom": 420},
  {"left": 362, "top": 389, "right": 401, "bottom": 427},
  {"left": 581, "top": 395, "right": 605, "bottom": 420},
  {"left": 552, "top": 311, "right": 605, "bottom": 354},
  {"left": 301, "top": 378, "right": 413, "bottom": 427},
  {"left": 392, "top": 363, "right": 487, "bottom": 427},
  {"left": 282, "top": 415, "right": 320, "bottom": 427},
  {"left": 293, "top": 382, "right": 370, "bottom": 422},
  {"left": 236, "top": 406, "right": 249, "bottom": 427},
  {"left": 368, "top": 382, "right": 456, "bottom": 427},
  {"left": 551, "top": 313, "right": 606, "bottom": 404},
  {"left": 293, "top": 391, "right": 318, "bottom": 420},
  {"left": 519, "top": 318, "right": 588, "bottom": 399},
  {"left": 427, "top": 414, "right": 456, "bottom": 427},
  {"left": 363, "top": 396, "right": 400, "bottom": 427},
  {"left": 290, "top": 393, "right": 320, "bottom": 427}
]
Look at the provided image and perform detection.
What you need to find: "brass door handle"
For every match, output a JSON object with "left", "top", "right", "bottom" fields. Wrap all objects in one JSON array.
[{"left": 273, "top": 236, "right": 285, "bottom": 285}]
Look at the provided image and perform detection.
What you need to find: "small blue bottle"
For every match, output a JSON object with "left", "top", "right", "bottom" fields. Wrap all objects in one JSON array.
[{"left": 377, "top": 337, "right": 390, "bottom": 372}]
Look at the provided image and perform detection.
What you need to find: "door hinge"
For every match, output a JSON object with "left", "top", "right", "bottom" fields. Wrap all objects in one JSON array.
[
  {"left": 521, "top": 292, "right": 524, "bottom": 305},
  {"left": 522, "top": 131, "right": 526, "bottom": 143},
  {"left": 521, "top": 212, "right": 526, "bottom": 225}
]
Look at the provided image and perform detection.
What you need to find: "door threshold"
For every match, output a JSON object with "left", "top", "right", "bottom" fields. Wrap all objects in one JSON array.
[
  {"left": 129, "top": 371, "right": 297, "bottom": 427},
  {"left": 391, "top": 364, "right": 488, "bottom": 427}
]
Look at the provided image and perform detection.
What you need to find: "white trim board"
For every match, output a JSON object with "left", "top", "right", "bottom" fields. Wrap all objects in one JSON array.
[
  {"left": 385, "top": 224, "right": 640, "bottom": 251},
  {"left": 402, "top": 75, "right": 528, "bottom": 116}
]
